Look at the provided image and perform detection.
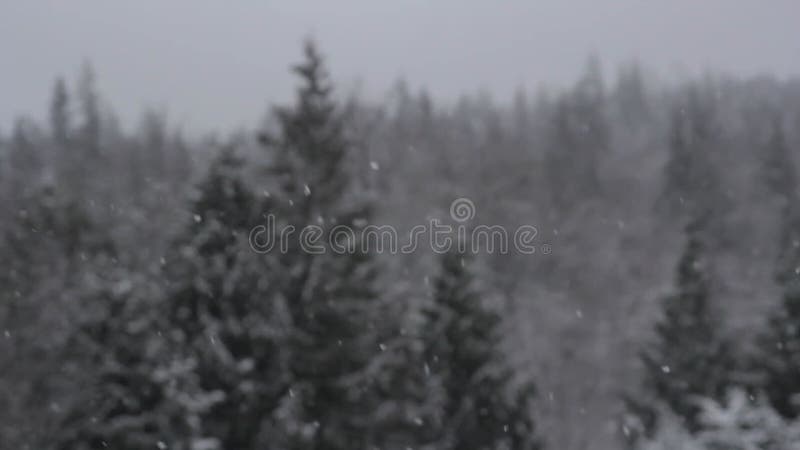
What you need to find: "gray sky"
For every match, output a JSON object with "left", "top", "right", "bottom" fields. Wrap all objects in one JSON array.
[{"left": 2, "top": 1, "right": 799, "bottom": 134}]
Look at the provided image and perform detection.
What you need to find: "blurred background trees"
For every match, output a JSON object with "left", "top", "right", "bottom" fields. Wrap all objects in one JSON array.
[{"left": 3, "top": 41, "right": 800, "bottom": 449}]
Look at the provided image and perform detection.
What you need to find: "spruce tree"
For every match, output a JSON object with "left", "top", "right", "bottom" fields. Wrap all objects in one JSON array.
[
  {"left": 258, "top": 40, "right": 383, "bottom": 450},
  {"left": 422, "top": 249, "right": 539, "bottom": 450},
  {"left": 7, "top": 119, "right": 43, "bottom": 197},
  {"left": 639, "top": 215, "right": 735, "bottom": 432},
  {"left": 0, "top": 184, "right": 116, "bottom": 449},
  {"left": 659, "top": 84, "right": 729, "bottom": 234},
  {"left": 762, "top": 114, "right": 796, "bottom": 207},
  {"left": 368, "top": 288, "right": 444, "bottom": 450},
  {"left": 56, "top": 150, "right": 287, "bottom": 450},
  {"left": 50, "top": 77, "right": 71, "bottom": 147},
  {"left": 756, "top": 116, "right": 800, "bottom": 418},
  {"left": 55, "top": 262, "right": 176, "bottom": 450},
  {"left": 163, "top": 149, "right": 288, "bottom": 449},
  {"left": 543, "top": 57, "right": 608, "bottom": 210},
  {"left": 76, "top": 62, "right": 101, "bottom": 157}
]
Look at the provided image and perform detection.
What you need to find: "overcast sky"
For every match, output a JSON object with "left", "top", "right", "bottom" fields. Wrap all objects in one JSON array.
[{"left": 2, "top": 1, "right": 799, "bottom": 134}]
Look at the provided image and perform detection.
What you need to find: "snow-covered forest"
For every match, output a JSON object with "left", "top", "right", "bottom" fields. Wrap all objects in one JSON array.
[{"left": 4, "top": 36, "right": 800, "bottom": 450}]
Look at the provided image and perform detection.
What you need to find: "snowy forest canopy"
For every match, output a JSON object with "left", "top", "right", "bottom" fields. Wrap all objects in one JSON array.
[{"left": 3, "top": 41, "right": 800, "bottom": 450}]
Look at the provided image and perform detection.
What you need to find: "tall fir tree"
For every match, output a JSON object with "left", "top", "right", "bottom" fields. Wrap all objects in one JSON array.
[
  {"left": 638, "top": 215, "right": 735, "bottom": 432},
  {"left": 159, "top": 148, "right": 288, "bottom": 449},
  {"left": 7, "top": 118, "right": 43, "bottom": 197},
  {"left": 49, "top": 75, "right": 86, "bottom": 196},
  {"left": 366, "top": 280, "right": 445, "bottom": 450},
  {"left": 543, "top": 56, "right": 608, "bottom": 211},
  {"left": 659, "top": 84, "right": 729, "bottom": 231},
  {"left": 50, "top": 77, "right": 71, "bottom": 147},
  {"left": 614, "top": 62, "right": 651, "bottom": 129},
  {"left": 76, "top": 62, "right": 101, "bottom": 157},
  {"left": 55, "top": 262, "right": 176, "bottom": 450},
  {"left": 1, "top": 184, "right": 115, "bottom": 449},
  {"left": 761, "top": 114, "right": 796, "bottom": 208},
  {"left": 421, "top": 249, "right": 539, "bottom": 450},
  {"left": 755, "top": 115, "right": 800, "bottom": 418},
  {"left": 55, "top": 149, "right": 287, "bottom": 450},
  {"left": 258, "top": 40, "right": 383, "bottom": 450},
  {"left": 139, "top": 109, "right": 168, "bottom": 179}
]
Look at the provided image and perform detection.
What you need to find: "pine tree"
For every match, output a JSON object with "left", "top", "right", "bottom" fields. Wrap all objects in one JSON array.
[
  {"left": 55, "top": 150, "right": 287, "bottom": 450},
  {"left": 659, "top": 84, "right": 728, "bottom": 227},
  {"left": 7, "top": 118, "right": 43, "bottom": 197},
  {"left": 76, "top": 62, "right": 101, "bottom": 157},
  {"left": 160, "top": 148, "right": 288, "bottom": 449},
  {"left": 50, "top": 77, "right": 71, "bottom": 147},
  {"left": 638, "top": 390, "right": 800, "bottom": 450},
  {"left": 694, "top": 389, "right": 800, "bottom": 449},
  {"left": 755, "top": 115, "right": 800, "bottom": 418},
  {"left": 615, "top": 62, "right": 650, "bottom": 129},
  {"left": 422, "top": 249, "right": 539, "bottom": 450},
  {"left": 639, "top": 216, "right": 735, "bottom": 432},
  {"left": 55, "top": 263, "right": 176, "bottom": 450},
  {"left": 258, "top": 40, "right": 383, "bottom": 450},
  {"left": 139, "top": 109, "right": 167, "bottom": 178},
  {"left": 1, "top": 184, "right": 114, "bottom": 449},
  {"left": 761, "top": 114, "right": 796, "bottom": 207},
  {"left": 543, "top": 56, "right": 608, "bottom": 210},
  {"left": 367, "top": 283, "right": 445, "bottom": 450},
  {"left": 170, "top": 131, "right": 193, "bottom": 189}
]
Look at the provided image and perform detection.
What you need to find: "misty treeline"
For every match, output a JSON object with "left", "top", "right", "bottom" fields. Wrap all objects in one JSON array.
[{"left": 2, "top": 41, "right": 800, "bottom": 450}]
